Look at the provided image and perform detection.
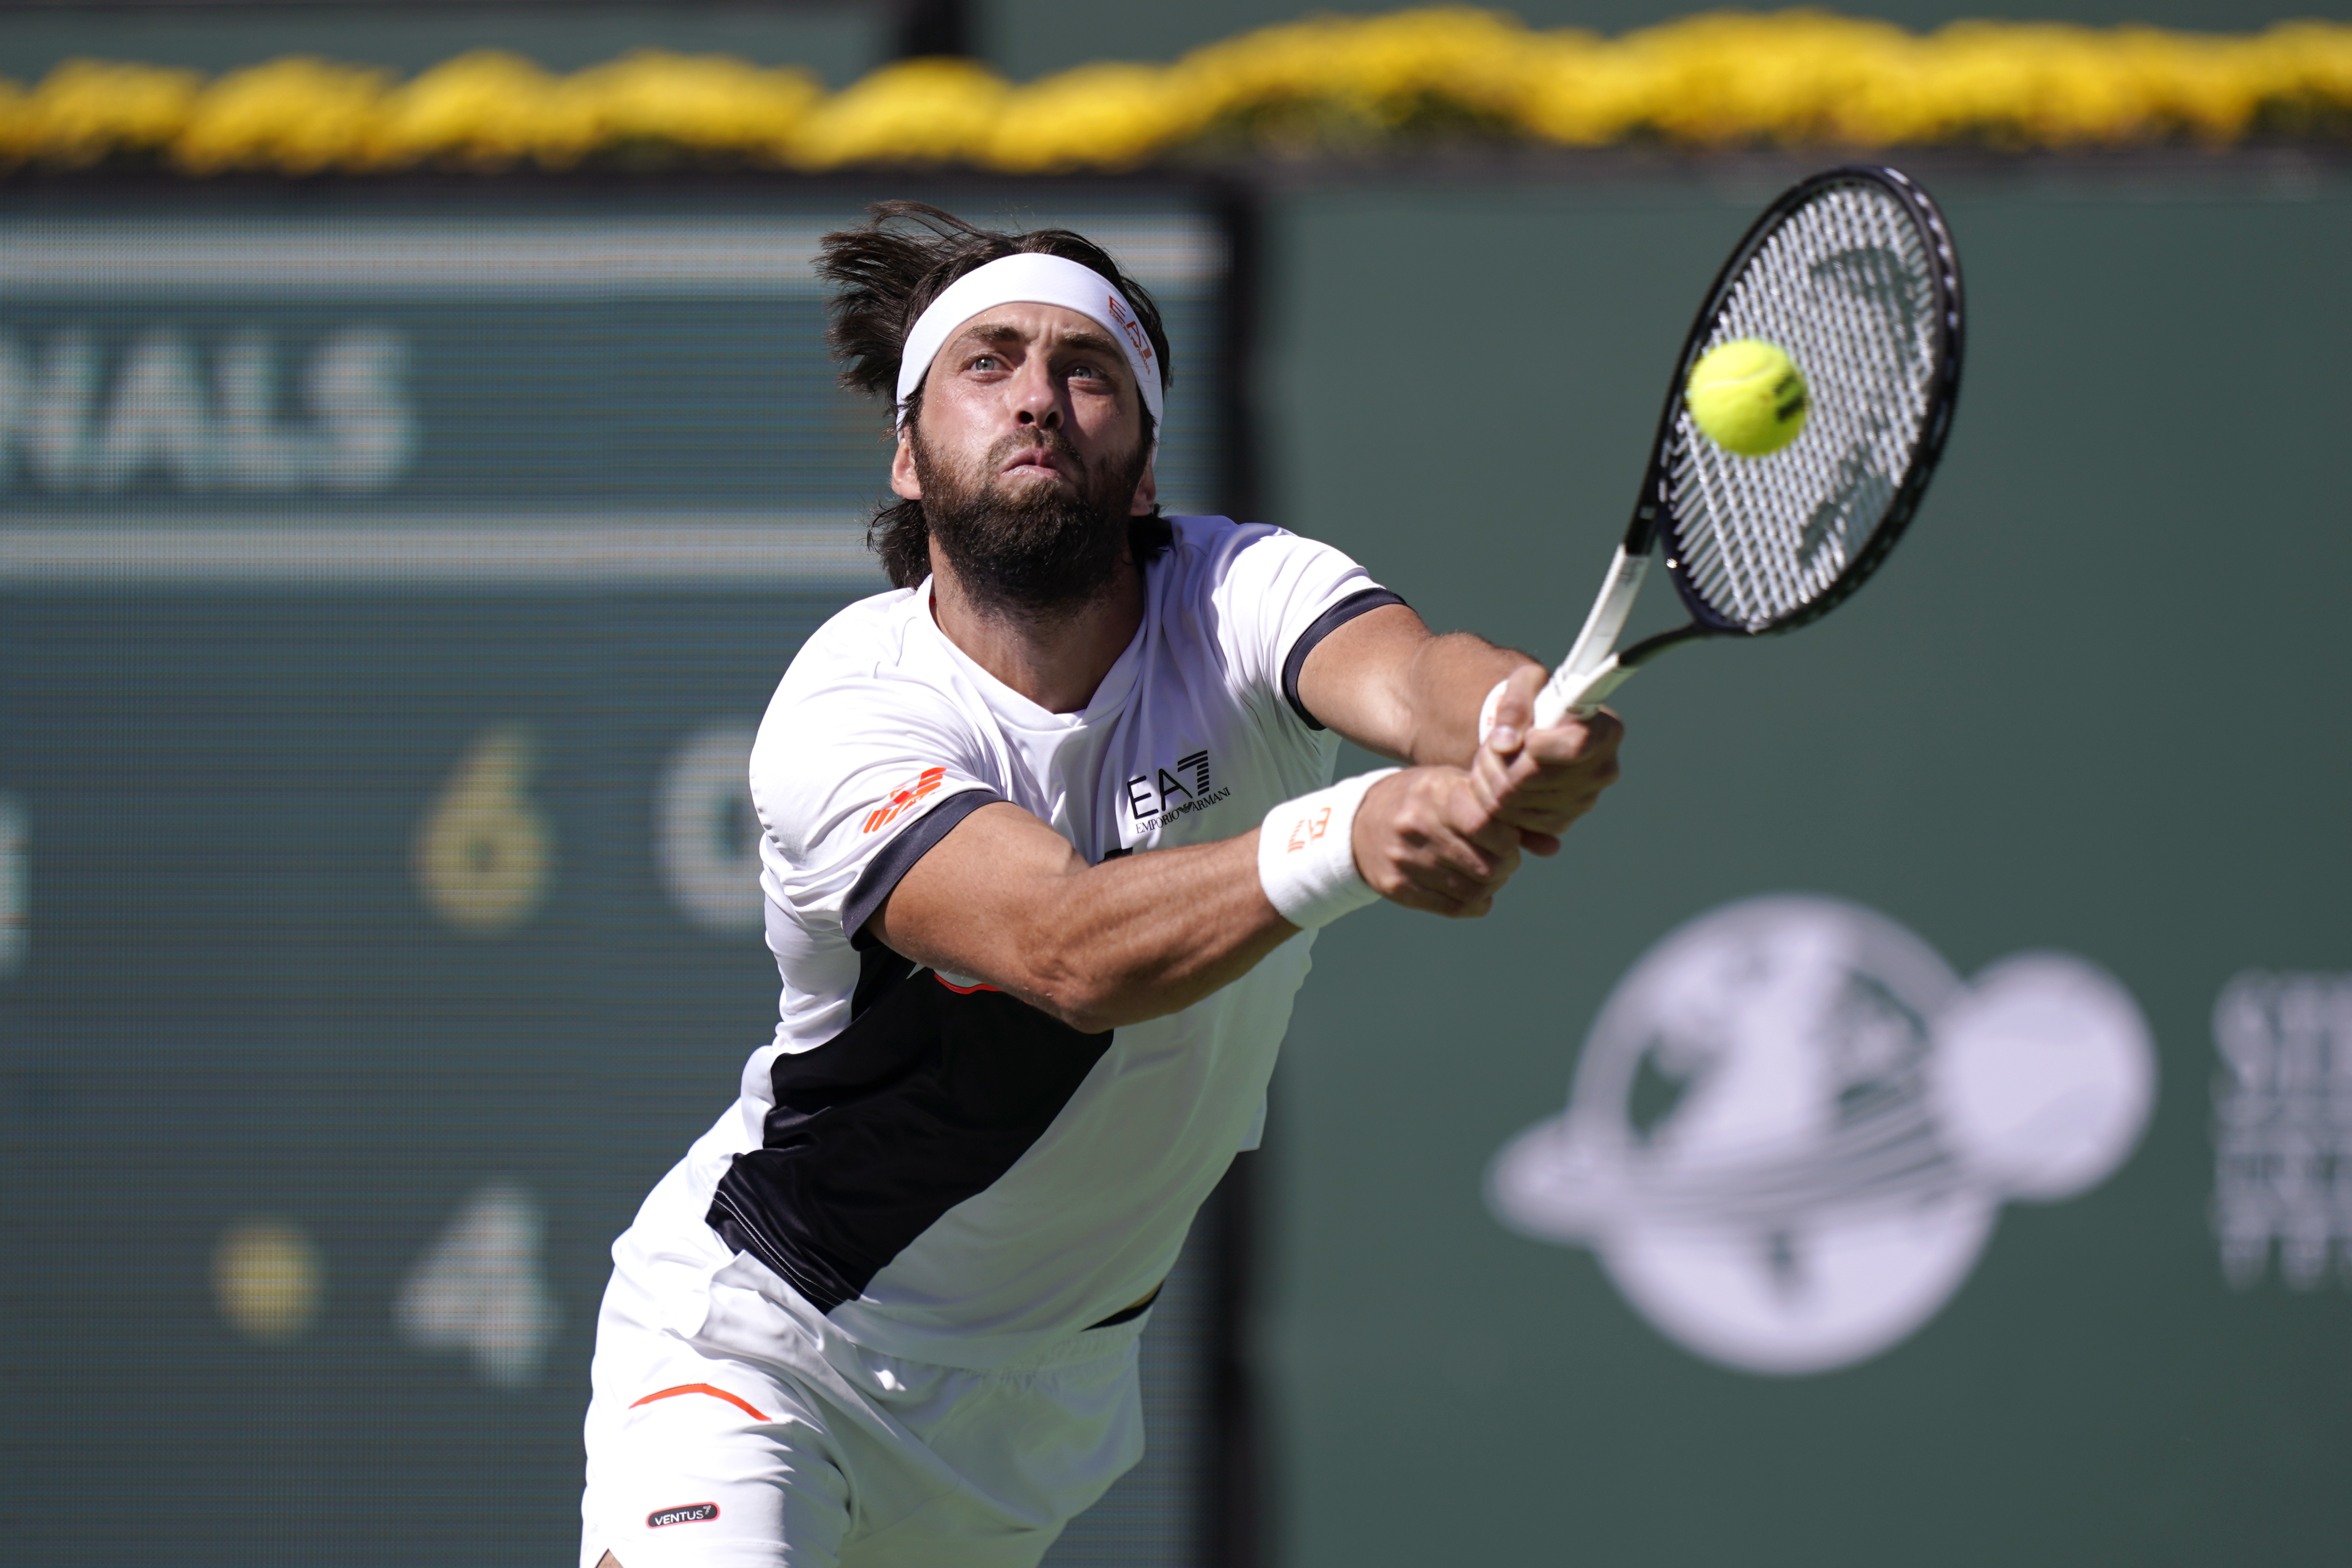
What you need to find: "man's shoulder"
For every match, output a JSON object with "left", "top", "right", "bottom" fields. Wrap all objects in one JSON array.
[
  {"left": 757, "top": 584, "right": 968, "bottom": 763},
  {"left": 773, "top": 582, "right": 968, "bottom": 710},
  {"left": 1163, "top": 513, "right": 1293, "bottom": 554},
  {"left": 787, "top": 582, "right": 924, "bottom": 682},
  {"left": 1156, "top": 515, "right": 1329, "bottom": 591},
  {"left": 1156, "top": 514, "right": 1368, "bottom": 610},
  {"left": 751, "top": 583, "right": 988, "bottom": 849}
]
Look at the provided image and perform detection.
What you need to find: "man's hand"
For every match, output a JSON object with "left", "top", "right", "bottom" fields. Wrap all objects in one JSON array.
[
  {"left": 1471, "top": 662, "right": 1624, "bottom": 851},
  {"left": 1350, "top": 767, "right": 1524, "bottom": 918},
  {"left": 1348, "top": 664, "right": 1623, "bottom": 918}
]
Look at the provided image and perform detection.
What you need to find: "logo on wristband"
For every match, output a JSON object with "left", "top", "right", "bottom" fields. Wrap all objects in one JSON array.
[
  {"left": 1284, "top": 807, "right": 1333, "bottom": 852},
  {"left": 1257, "top": 768, "right": 1395, "bottom": 931}
]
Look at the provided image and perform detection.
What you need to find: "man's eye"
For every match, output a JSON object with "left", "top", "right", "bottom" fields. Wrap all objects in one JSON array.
[
  {"left": 969, "top": 354, "right": 1000, "bottom": 372},
  {"left": 1068, "top": 362, "right": 1109, "bottom": 383}
]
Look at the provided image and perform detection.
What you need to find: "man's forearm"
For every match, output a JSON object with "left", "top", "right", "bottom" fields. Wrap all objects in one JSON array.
[
  {"left": 1020, "top": 832, "right": 1297, "bottom": 1032},
  {"left": 1292, "top": 604, "right": 1539, "bottom": 767},
  {"left": 1396, "top": 631, "right": 1542, "bottom": 768},
  {"left": 876, "top": 808, "right": 1295, "bottom": 1034}
]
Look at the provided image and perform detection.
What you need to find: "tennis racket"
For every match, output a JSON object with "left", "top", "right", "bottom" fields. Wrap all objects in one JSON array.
[{"left": 1532, "top": 164, "right": 1965, "bottom": 729}]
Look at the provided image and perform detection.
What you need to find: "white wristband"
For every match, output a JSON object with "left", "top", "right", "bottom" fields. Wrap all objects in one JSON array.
[
  {"left": 1257, "top": 769, "right": 1400, "bottom": 930},
  {"left": 1476, "top": 678, "right": 1510, "bottom": 749}
]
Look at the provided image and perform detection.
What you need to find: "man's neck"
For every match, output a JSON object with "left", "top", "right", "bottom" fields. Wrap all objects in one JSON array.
[{"left": 928, "top": 550, "right": 1146, "bottom": 715}]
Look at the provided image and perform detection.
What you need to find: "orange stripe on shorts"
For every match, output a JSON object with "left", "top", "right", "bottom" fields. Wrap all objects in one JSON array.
[{"left": 629, "top": 1383, "right": 770, "bottom": 1422}]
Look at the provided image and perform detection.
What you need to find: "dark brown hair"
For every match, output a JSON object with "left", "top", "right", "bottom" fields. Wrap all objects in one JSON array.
[{"left": 818, "top": 201, "right": 1176, "bottom": 588}]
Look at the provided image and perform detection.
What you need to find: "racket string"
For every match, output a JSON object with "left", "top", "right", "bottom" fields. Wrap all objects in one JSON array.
[
  {"left": 1693, "top": 199, "right": 1911, "bottom": 618},
  {"left": 1669, "top": 181, "right": 1942, "bottom": 631}
]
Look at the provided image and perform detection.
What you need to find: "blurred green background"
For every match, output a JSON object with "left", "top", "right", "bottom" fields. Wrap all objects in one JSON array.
[{"left": 1258, "top": 160, "right": 2352, "bottom": 1567}]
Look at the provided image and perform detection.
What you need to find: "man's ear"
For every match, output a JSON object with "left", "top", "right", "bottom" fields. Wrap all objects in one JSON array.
[
  {"left": 890, "top": 429, "right": 922, "bottom": 501},
  {"left": 1128, "top": 451, "right": 1158, "bottom": 517}
]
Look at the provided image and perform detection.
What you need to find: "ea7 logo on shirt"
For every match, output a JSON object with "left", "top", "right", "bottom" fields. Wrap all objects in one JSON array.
[
  {"left": 1125, "top": 749, "right": 1229, "bottom": 831},
  {"left": 863, "top": 766, "right": 947, "bottom": 834},
  {"left": 648, "top": 1502, "right": 719, "bottom": 1528}
]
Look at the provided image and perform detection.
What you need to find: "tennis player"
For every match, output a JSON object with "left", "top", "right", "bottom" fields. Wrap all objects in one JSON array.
[{"left": 580, "top": 203, "right": 1623, "bottom": 1568}]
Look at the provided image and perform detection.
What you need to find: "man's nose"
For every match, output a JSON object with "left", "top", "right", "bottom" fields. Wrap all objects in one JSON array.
[{"left": 1009, "top": 359, "right": 1062, "bottom": 429}]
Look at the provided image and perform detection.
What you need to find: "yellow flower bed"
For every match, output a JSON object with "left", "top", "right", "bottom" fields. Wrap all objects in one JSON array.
[{"left": 0, "top": 8, "right": 2346, "bottom": 174}]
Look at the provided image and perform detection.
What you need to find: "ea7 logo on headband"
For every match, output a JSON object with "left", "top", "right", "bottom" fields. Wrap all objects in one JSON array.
[
  {"left": 648, "top": 1502, "right": 719, "bottom": 1528},
  {"left": 1105, "top": 293, "right": 1153, "bottom": 366}
]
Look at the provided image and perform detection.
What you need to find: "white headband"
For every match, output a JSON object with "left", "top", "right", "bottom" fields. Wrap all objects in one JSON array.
[{"left": 894, "top": 252, "right": 1164, "bottom": 434}]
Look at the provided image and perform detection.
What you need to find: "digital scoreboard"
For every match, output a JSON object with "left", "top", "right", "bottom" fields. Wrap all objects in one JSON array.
[{"left": 0, "top": 182, "right": 1234, "bottom": 1568}]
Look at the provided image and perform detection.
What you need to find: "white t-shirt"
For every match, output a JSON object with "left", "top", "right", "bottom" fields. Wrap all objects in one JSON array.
[{"left": 608, "top": 515, "right": 1399, "bottom": 1370}]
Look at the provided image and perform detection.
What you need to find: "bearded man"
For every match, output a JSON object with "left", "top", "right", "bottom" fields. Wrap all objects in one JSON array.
[{"left": 579, "top": 203, "right": 1623, "bottom": 1568}]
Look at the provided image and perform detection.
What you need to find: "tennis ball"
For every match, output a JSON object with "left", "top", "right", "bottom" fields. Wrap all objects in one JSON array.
[{"left": 1686, "top": 339, "right": 1809, "bottom": 457}]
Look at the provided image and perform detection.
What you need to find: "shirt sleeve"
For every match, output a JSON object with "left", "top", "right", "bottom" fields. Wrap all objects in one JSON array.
[
  {"left": 751, "top": 674, "right": 1002, "bottom": 949},
  {"left": 1205, "top": 523, "right": 1404, "bottom": 731}
]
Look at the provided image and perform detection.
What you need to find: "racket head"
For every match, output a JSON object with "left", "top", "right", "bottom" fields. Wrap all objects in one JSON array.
[{"left": 1631, "top": 165, "right": 1964, "bottom": 641}]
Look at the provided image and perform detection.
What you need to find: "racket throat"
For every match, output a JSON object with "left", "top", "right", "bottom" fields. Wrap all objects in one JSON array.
[
  {"left": 1560, "top": 546, "right": 1650, "bottom": 680},
  {"left": 1533, "top": 546, "right": 1650, "bottom": 727}
]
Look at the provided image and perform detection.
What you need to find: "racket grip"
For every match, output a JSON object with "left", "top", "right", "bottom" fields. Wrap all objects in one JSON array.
[{"left": 1531, "top": 657, "right": 1631, "bottom": 729}]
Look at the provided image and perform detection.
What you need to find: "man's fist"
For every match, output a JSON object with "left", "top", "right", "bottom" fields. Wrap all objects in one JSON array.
[
  {"left": 1350, "top": 766, "right": 1524, "bottom": 918},
  {"left": 1469, "top": 662, "right": 1623, "bottom": 855},
  {"left": 1345, "top": 665, "right": 1623, "bottom": 920}
]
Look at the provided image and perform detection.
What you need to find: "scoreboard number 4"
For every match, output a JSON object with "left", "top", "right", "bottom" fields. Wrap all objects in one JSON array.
[{"left": 393, "top": 1180, "right": 562, "bottom": 1388}]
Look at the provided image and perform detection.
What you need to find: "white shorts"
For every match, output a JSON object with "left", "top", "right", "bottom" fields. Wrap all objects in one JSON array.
[{"left": 579, "top": 1254, "right": 1149, "bottom": 1568}]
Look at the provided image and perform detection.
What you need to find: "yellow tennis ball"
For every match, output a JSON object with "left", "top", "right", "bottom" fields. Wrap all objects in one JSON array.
[{"left": 1686, "top": 339, "right": 1810, "bottom": 457}]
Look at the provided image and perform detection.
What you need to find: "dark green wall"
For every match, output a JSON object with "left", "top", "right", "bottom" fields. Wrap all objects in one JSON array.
[
  {"left": 0, "top": 3, "right": 889, "bottom": 85},
  {"left": 0, "top": 1, "right": 2327, "bottom": 90},
  {"left": 1252, "top": 159, "right": 2352, "bottom": 1566}
]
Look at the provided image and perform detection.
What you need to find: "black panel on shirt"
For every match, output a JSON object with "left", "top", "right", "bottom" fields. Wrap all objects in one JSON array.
[
  {"left": 707, "top": 971, "right": 1114, "bottom": 1315},
  {"left": 843, "top": 786, "right": 1000, "bottom": 951},
  {"left": 1280, "top": 587, "right": 1408, "bottom": 730},
  {"left": 849, "top": 944, "right": 915, "bottom": 1021}
]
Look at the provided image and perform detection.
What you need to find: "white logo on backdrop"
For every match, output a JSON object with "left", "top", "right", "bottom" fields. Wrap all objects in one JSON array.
[
  {"left": 0, "top": 325, "right": 413, "bottom": 492},
  {"left": 2211, "top": 972, "right": 2352, "bottom": 1290},
  {"left": 1487, "top": 894, "right": 2155, "bottom": 1375}
]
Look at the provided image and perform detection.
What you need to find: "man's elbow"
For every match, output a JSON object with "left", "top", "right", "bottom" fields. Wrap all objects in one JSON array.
[
  {"left": 1021, "top": 942, "right": 1157, "bottom": 1035},
  {"left": 1055, "top": 991, "right": 1177, "bottom": 1035},
  {"left": 1026, "top": 966, "right": 1132, "bottom": 1036},
  {"left": 1050, "top": 999, "right": 1121, "bottom": 1036}
]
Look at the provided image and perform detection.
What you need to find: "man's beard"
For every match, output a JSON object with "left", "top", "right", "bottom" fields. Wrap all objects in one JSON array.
[{"left": 914, "top": 424, "right": 1150, "bottom": 619}]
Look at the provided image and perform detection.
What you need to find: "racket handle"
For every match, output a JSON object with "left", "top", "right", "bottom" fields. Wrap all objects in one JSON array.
[{"left": 1532, "top": 657, "right": 1633, "bottom": 729}]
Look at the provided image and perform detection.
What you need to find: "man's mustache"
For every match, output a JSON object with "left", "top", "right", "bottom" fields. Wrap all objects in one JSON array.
[{"left": 986, "top": 430, "right": 1083, "bottom": 473}]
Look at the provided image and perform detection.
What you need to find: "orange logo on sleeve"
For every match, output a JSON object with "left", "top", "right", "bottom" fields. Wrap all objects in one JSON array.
[{"left": 862, "top": 767, "right": 947, "bottom": 834}]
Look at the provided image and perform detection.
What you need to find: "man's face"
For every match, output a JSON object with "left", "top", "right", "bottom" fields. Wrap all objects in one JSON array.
[{"left": 891, "top": 301, "right": 1158, "bottom": 615}]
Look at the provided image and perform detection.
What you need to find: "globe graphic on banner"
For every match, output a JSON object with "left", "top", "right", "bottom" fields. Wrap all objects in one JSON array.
[{"left": 1487, "top": 894, "right": 2156, "bottom": 1375}]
